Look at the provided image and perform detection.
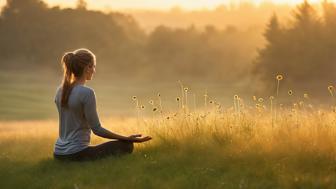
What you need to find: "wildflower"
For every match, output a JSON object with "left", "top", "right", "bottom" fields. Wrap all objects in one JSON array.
[
  {"left": 328, "top": 86, "right": 334, "bottom": 97},
  {"left": 132, "top": 96, "right": 137, "bottom": 101},
  {"left": 288, "top": 90, "right": 293, "bottom": 96},
  {"left": 153, "top": 107, "right": 157, "bottom": 112},
  {"left": 276, "top": 75, "right": 283, "bottom": 81},
  {"left": 158, "top": 93, "right": 161, "bottom": 97},
  {"left": 253, "top": 96, "right": 257, "bottom": 101},
  {"left": 258, "top": 98, "right": 264, "bottom": 103},
  {"left": 141, "top": 105, "right": 145, "bottom": 109},
  {"left": 149, "top": 100, "right": 154, "bottom": 105},
  {"left": 269, "top": 96, "right": 274, "bottom": 100},
  {"left": 234, "top": 95, "right": 239, "bottom": 100},
  {"left": 176, "top": 97, "right": 180, "bottom": 102},
  {"left": 209, "top": 100, "right": 214, "bottom": 104},
  {"left": 328, "top": 86, "right": 334, "bottom": 92},
  {"left": 184, "top": 87, "right": 189, "bottom": 92}
]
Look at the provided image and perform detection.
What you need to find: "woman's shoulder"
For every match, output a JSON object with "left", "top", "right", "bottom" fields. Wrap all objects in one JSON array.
[
  {"left": 75, "top": 85, "right": 94, "bottom": 93},
  {"left": 74, "top": 85, "right": 96, "bottom": 99},
  {"left": 55, "top": 85, "right": 62, "bottom": 94},
  {"left": 55, "top": 84, "right": 95, "bottom": 96}
]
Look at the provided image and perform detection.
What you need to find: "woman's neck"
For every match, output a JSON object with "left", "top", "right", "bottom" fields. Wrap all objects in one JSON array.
[{"left": 73, "top": 77, "right": 86, "bottom": 86}]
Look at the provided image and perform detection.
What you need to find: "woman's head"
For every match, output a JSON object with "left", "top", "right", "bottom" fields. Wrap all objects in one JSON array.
[{"left": 60, "top": 48, "right": 96, "bottom": 108}]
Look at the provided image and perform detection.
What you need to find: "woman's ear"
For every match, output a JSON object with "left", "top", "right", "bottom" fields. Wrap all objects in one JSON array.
[{"left": 84, "top": 66, "right": 89, "bottom": 73}]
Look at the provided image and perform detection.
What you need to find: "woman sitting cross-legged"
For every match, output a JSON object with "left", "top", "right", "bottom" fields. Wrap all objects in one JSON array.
[{"left": 53, "top": 48, "right": 152, "bottom": 161}]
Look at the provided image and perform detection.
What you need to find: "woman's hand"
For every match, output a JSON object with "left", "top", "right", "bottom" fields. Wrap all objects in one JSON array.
[{"left": 128, "top": 134, "right": 152, "bottom": 143}]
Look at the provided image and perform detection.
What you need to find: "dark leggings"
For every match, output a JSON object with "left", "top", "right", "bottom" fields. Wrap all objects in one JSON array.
[{"left": 54, "top": 140, "right": 134, "bottom": 161}]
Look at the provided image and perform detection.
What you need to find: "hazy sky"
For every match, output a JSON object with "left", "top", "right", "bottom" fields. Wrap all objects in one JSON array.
[
  {"left": 45, "top": 0, "right": 326, "bottom": 10},
  {"left": 0, "top": 0, "right": 330, "bottom": 11}
]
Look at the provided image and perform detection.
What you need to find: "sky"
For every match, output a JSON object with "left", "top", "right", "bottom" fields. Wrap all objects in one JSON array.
[{"left": 0, "top": 0, "right": 331, "bottom": 11}]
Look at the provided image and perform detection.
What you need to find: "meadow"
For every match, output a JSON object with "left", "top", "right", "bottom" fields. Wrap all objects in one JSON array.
[{"left": 1, "top": 70, "right": 336, "bottom": 188}]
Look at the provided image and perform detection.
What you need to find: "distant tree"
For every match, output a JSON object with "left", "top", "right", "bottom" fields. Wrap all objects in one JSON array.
[
  {"left": 322, "top": 0, "right": 336, "bottom": 29},
  {"left": 253, "top": 1, "right": 336, "bottom": 94},
  {"left": 264, "top": 13, "right": 281, "bottom": 45},
  {"left": 290, "top": 0, "right": 320, "bottom": 35},
  {"left": 1, "top": 0, "right": 47, "bottom": 18},
  {"left": 76, "top": 0, "right": 87, "bottom": 10},
  {"left": 253, "top": 13, "right": 283, "bottom": 82}
]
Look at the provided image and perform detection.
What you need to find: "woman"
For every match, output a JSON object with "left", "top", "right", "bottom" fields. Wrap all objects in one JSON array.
[{"left": 53, "top": 48, "right": 151, "bottom": 161}]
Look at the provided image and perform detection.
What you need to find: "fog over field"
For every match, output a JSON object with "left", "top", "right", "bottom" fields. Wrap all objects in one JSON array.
[{"left": 0, "top": 0, "right": 336, "bottom": 119}]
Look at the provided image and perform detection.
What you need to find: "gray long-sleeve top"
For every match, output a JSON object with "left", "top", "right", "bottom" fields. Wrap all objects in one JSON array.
[{"left": 54, "top": 84, "right": 110, "bottom": 155}]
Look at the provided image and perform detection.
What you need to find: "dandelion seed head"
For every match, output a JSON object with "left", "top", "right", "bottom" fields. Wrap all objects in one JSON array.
[
  {"left": 328, "top": 86, "right": 334, "bottom": 91},
  {"left": 276, "top": 75, "right": 283, "bottom": 81}
]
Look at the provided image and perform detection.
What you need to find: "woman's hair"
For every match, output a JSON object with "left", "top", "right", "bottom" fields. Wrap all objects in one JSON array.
[{"left": 60, "top": 48, "right": 96, "bottom": 108}]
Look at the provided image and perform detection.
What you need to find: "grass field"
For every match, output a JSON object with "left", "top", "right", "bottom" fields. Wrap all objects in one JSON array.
[
  {"left": 1, "top": 107, "right": 336, "bottom": 189},
  {"left": 1, "top": 70, "right": 336, "bottom": 188},
  {"left": 0, "top": 68, "right": 251, "bottom": 120}
]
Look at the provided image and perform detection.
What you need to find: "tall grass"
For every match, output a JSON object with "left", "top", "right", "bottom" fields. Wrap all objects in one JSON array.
[
  {"left": 1, "top": 74, "right": 336, "bottom": 188},
  {"left": 1, "top": 103, "right": 336, "bottom": 188}
]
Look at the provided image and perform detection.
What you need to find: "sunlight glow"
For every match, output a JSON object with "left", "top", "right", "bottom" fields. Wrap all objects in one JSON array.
[
  {"left": 0, "top": 0, "right": 335, "bottom": 11},
  {"left": 43, "top": 0, "right": 335, "bottom": 10}
]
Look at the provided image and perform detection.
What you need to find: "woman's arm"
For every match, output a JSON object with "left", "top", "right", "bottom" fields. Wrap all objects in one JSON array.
[
  {"left": 91, "top": 125, "right": 130, "bottom": 140},
  {"left": 92, "top": 126, "right": 151, "bottom": 142},
  {"left": 83, "top": 89, "right": 151, "bottom": 143}
]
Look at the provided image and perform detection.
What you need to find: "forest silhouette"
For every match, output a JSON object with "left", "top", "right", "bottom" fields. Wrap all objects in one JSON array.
[{"left": 0, "top": 0, "right": 336, "bottom": 94}]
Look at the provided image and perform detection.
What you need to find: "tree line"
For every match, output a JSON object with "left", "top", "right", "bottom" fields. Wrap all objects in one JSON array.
[
  {"left": 0, "top": 0, "right": 259, "bottom": 81},
  {"left": 253, "top": 0, "right": 336, "bottom": 94},
  {"left": 1, "top": 0, "right": 336, "bottom": 89}
]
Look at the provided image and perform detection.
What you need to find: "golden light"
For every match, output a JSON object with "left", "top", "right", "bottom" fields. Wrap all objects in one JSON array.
[
  {"left": 43, "top": 0, "right": 336, "bottom": 10},
  {"left": 0, "top": 0, "right": 335, "bottom": 11}
]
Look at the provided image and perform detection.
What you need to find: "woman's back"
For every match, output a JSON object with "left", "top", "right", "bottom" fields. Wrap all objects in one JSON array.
[
  {"left": 54, "top": 84, "right": 100, "bottom": 155},
  {"left": 53, "top": 48, "right": 151, "bottom": 161}
]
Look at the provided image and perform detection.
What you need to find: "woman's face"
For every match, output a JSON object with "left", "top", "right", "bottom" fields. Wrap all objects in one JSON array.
[{"left": 85, "top": 61, "right": 96, "bottom": 80}]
